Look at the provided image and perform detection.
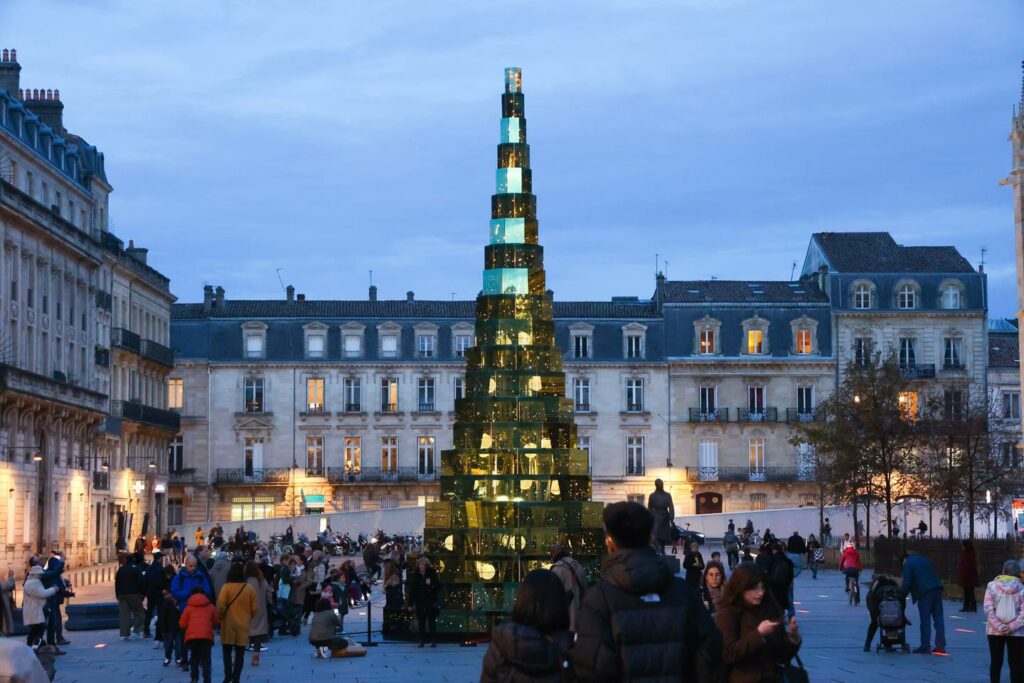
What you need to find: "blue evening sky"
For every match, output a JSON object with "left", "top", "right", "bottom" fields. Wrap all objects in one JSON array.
[{"left": 3, "top": 1, "right": 1021, "bottom": 315}]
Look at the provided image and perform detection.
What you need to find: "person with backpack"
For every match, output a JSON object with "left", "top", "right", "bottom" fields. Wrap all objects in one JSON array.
[
  {"left": 805, "top": 535, "right": 822, "bottom": 580},
  {"left": 723, "top": 529, "right": 741, "bottom": 570},
  {"left": 179, "top": 586, "right": 219, "bottom": 683},
  {"left": 480, "top": 569, "right": 574, "bottom": 683},
  {"left": 985, "top": 559, "right": 1024, "bottom": 683},
  {"left": 767, "top": 544, "right": 795, "bottom": 620},
  {"left": 170, "top": 554, "right": 214, "bottom": 670},
  {"left": 572, "top": 502, "right": 720, "bottom": 682},
  {"left": 549, "top": 543, "right": 588, "bottom": 633}
]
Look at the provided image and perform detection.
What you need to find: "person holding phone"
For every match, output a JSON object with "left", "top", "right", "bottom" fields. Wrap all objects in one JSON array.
[{"left": 716, "top": 562, "right": 801, "bottom": 683}]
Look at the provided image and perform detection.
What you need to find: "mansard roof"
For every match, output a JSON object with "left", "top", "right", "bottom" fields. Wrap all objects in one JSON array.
[
  {"left": 661, "top": 279, "right": 828, "bottom": 305},
  {"left": 811, "top": 232, "right": 975, "bottom": 273},
  {"left": 989, "top": 320, "right": 1019, "bottom": 369}
]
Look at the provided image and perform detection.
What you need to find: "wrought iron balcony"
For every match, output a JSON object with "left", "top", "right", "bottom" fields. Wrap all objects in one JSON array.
[
  {"left": 379, "top": 403, "right": 399, "bottom": 414},
  {"left": 684, "top": 466, "right": 805, "bottom": 483},
  {"left": 343, "top": 403, "right": 362, "bottom": 413},
  {"left": 326, "top": 467, "right": 431, "bottom": 483},
  {"left": 111, "top": 400, "right": 181, "bottom": 431},
  {"left": 575, "top": 403, "right": 591, "bottom": 413},
  {"left": 688, "top": 407, "right": 729, "bottom": 423},
  {"left": 899, "top": 364, "right": 935, "bottom": 380},
  {"left": 305, "top": 466, "right": 326, "bottom": 477},
  {"left": 625, "top": 464, "right": 646, "bottom": 476},
  {"left": 94, "top": 346, "right": 110, "bottom": 368},
  {"left": 417, "top": 402, "right": 437, "bottom": 413},
  {"left": 785, "top": 408, "right": 822, "bottom": 423},
  {"left": 141, "top": 339, "right": 174, "bottom": 367},
  {"left": 737, "top": 407, "right": 778, "bottom": 423},
  {"left": 942, "top": 361, "right": 966, "bottom": 373},
  {"left": 625, "top": 403, "right": 645, "bottom": 414},
  {"left": 111, "top": 327, "right": 141, "bottom": 354},
  {"left": 92, "top": 471, "right": 110, "bottom": 490},
  {"left": 215, "top": 468, "right": 291, "bottom": 484},
  {"left": 169, "top": 468, "right": 196, "bottom": 484}
]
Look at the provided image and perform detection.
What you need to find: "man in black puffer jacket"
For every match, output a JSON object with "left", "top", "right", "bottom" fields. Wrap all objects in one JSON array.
[{"left": 572, "top": 502, "right": 720, "bottom": 682}]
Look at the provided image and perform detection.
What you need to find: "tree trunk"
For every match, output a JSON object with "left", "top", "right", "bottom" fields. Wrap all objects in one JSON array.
[
  {"left": 852, "top": 498, "right": 860, "bottom": 549},
  {"left": 946, "top": 499, "right": 955, "bottom": 540},
  {"left": 967, "top": 471, "right": 976, "bottom": 541}
]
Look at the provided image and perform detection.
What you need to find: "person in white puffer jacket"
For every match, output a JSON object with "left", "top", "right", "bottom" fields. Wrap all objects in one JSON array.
[
  {"left": 22, "top": 565, "right": 58, "bottom": 647},
  {"left": 984, "top": 559, "right": 1024, "bottom": 683}
]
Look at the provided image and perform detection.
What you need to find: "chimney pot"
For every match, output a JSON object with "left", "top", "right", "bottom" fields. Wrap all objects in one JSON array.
[
  {"left": 297, "top": 293, "right": 305, "bottom": 302},
  {"left": 286, "top": 285, "right": 295, "bottom": 302},
  {"left": 214, "top": 286, "right": 225, "bottom": 308},
  {"left": 53, "top": 88, "right": 59, "bottom": 101},
  {"left": 406, "top": 291, "right": 414, "bottom": 302},
  {"left": 202, "top": 285, "right": 214, "bottom": 313},
  {"left": 0, "top": 53, "right": 20, "bottom": 98},
  {"left": 2, "top": 50, "right": 8, "bottom": 62},
  {"left": 368, "top": 285, "right": 378, "bottom": 302},
  {"left": 10, "top": 50, "right": 15, "bottom": 62}
]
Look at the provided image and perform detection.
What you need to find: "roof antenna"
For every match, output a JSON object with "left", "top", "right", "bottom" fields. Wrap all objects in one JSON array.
[
  {"left": 369, "top": 269, "right": 373, "bottom": 287},
  {"left": 451, "top": 292, "right": 456, "bottom": 301},
  {"left": 980, "top": 247, "right": 987, "bottom": 273},
  {"left": 275, "top": 268, "right": 286, "bottom": 294},
  {"left": 664, "top": 260, "right": 669, "bottom": 279},
  {"left": 790, "top": 260, "right": 797, "bottom": 281}
]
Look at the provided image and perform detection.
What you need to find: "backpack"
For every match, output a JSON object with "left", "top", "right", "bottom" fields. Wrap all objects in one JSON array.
[
  {"left": 996, "top": 588, "right": 1018, "bottom": 625},
  {"left": 769, "top": 557, "right": 793, "bottom": 587},
  {"left": 878, "top": 595, "right": 903, "bottom": 629}
]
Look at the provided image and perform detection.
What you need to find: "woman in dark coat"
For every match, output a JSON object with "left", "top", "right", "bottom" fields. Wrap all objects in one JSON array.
[
  {"left": 480, "top": 569, "right": 573, "bottom": 683},
  {"left": 409, "top": 557, "right": 442, "bottom": 647},
  {"left": 683, "top": 542, "right": 706, "bottom": 589},
  {"left": 0, "top": 567, "right": 15, "bottom": 636},
  {"left": 956, "top": 540, "right": 979, "bottom": 612},
  {"left": 715, "top": 562, "right": 801, "bottom": 683}
]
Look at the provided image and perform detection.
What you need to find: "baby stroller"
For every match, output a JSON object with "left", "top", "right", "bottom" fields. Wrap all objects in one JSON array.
[
  {"left": 872, "top": 580, "right": 910, "bottom": 653},
  {"left": 269, "top": 600, "right": 302, "bottom": 637}
]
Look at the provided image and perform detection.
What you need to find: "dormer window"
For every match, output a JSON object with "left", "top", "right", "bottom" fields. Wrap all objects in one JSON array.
[
  {"left": 795, "top": 330, "right": 811, "bottom": 354},
  {"left": 852, "top": 281, "right": 874, "bottom": 310},
  {"left": 790, "top": 316, "right": 819, "bottom": 355},
  {"left": 377, "top": 322, "right": 401, "bottom": 358},
  {"left": 896, "top": 282, "right": 919, "bottom": 310},
  {"left": 742, "top": 316, "right": 770, "bottom": 355},
  {"left": 693, "top": 316, "right": 721, "bottom": 356},
  {"left": 940, "top": 281, "right": 964, "bottom": 310},
  {"left": 241, "top": 321, "right": 267, "bottom": 359},
  {"left": 414, "top": 323, "right": 439, "bottom": 359},
  {"left": 451, "top": 322, "right": 474, "bottom": 359},
  {"left": 622, "top": 323, "right": 647, "bottom": 360},
  {"left": 303, "top": 322, "right": 328, "bottom": 359},
  {"left": 570, "top": 323, "right": 594, "bottom": 360},
  {"left": 341, "top": 322, "right": 365, "bottom": 358},
  {"left": 747, "top": 330, "right": 763, "bottom": 355}
]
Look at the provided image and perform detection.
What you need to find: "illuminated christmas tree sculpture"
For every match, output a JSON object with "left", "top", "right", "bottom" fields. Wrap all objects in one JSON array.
[{"left": 420, "top": 67, "right": 604, "bottom": 637}]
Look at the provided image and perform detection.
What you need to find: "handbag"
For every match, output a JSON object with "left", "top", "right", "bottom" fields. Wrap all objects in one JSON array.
[
  {"left": 813, "top": 549, "right": 824, "bottom": 563},
  {"left": 780, "top": 654, "right": 809, "bottom": 683}
]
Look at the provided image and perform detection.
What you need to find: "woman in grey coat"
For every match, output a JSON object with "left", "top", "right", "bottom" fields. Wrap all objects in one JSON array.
[{"left": 243, "top": 561, "right": 272, "bottom": 666}]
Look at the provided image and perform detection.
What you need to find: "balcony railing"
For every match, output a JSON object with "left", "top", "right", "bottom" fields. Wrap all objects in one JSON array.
[
  {"left": 95, "top": 290, "right": 113, "bottom": 311},
  {"left": 685, "top": 466, "right": 806, "bottom": 483},
  {"left": 344, "top": 403, "right": 362, "bottom": 413},
  {"left": 379, "top": 403, "right": 399, "bottom": 413},
  {"left": 417, "top": 402, "right": 436, "bottom": 413},
  {"left": 900, "top": 364, "right": 936, "bottom": 380},
  {"left": 625, "top": 403, "right": 645, "bottom": 414},
  {"left": 575, "top": 403, "right": 591, "bottom": 413},
  {"left": 111, "top": 400, "right": 181, "bottom": 431},
  {"left": 785, "top": 408, "right": 822, "bottom": 423},
  {"left": 305, "top": 466, "right": 326, "bottom": 477},
  {"left": 942, "top": 361, "right": 965, "bottom": 372},
  {"left": 169, "top": 468, "right": 196, "bottom": 484},
  {"left": 625, "top": 464, "right": 646, "bottom": 476},
  {"left": 140, "top": 339, "right": 174, "bottom": 367},
  {"left": 688, "top": 407, "right": 729, "bottom": 423},
  {"left": 737, "top": 407, "right": 778, "bottom": 423},
  {"left": 326, "top": 467, "right": 430, "bottom": 483},
  {"left": 92, "top": 471, "right": 110, "bottom": 490},
  {"left": 215, "top": 468, "right": 291, "bottom": 484},
  {"left": 94, "top": 346, "right": 110, "bottom": 368},
  {"left": 111, "top": 327, "right": 141, "bottom": 354}
]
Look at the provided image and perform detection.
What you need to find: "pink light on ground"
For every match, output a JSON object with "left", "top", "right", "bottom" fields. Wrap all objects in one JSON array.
[
  {"left": 954, "top": 628, "right": 975, "bottom": 633},
  {"left": 797, "top": 609, "right": 811, "bottom": 614}
]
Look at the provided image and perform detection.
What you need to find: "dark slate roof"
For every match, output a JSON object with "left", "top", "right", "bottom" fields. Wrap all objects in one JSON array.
[
  {"left": 990, "top": 318, "right": 1019, "bottom": 333},
  {"left": 661, "top": 280, "right": 828, "bottom": 305},
  {"left": 812, "top": 232, "right": 975, "bottom": 273},
  {"left": 989, "top": 332, "right": 1020, "bottom": 368},
  {"left": 171, "top": 299, "right": 659, "bottom": 321}
]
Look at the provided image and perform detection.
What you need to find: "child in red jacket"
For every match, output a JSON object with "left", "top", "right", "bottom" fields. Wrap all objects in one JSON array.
[{"left": 179, "top": 587, "right": 220, "bottom": 683}]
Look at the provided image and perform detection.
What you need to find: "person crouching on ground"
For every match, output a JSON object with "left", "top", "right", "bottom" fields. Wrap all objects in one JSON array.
[
  {"left": 480, "top": 568, "right": 573, "bottom": 683},
  {"left": 308, "top": 598, "right": 346, "bottom": 658},
  {"left": 716, "top": 562, "right": 801, "bottom": 683},
  {"left": 179, "top": 586, "right": 219, "bottom": 683}
]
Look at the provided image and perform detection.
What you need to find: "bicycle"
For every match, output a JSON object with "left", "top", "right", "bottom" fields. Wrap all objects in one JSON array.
[{"left": 845, "top": 571, "right": 860, "bottom": 606}]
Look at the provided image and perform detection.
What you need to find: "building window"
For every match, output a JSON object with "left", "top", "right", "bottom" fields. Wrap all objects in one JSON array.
[
  {"left": 573, "top": 334, "right": 591, "bottom": 359},
  {"left": 305, "top": 377, "right": 325, "bottom": 413},
  {"left": 797, "top": 386, "right": 814, "bottom": 417},
  {"left": 167, "top": 436, "right": 183, "bottom": 473},
  {"left": 417, "top": 334, "right": 435, "bottom": 358},
  {"left": 944, "top": 390, "right": 963, "bottom": 421},
  {"left": 625, "top": 334, "right": 644, "bottom": 360},
  {"left": 244, "top": 377, "right": 264, "bottom": 412},
  {"left": 699, "top": 440, "right": 719, "bottom": 480},
  {"left": 381, "top": 436, "right": 398, "bottom": 478},
  {"left": 943, "top": 337, "right": 962, "bottom": 369},
  {"left": 344, "top": 378, "right": 361, "bottom": 412},
  {"left": 573, "top": 377, "right": 591, "bottom": 412},
  {"left": 898, "top": 391, "right": 918, "bottom": 421},
  {"left": 626, "top": 436, "right": 645, "bottom": 476},
  {"left": 243, "top": 437, "right": 264, "bottom": 478},
  {"left": 242, "top": 322, "right": 267, "bottom": 359},
  {"left": 306, "top": 333, "right": 326, "bottom": 359},
  {"left": 625, "top": 378, "right": 644, "bottom": 412},
  {"left": 167, "top": 378, "right": 183, "bottom": 410},
  {"left": 747, "top": 330, "right": 763, "bottom": 355},
  {"left": 853, "top": 284, "right": 872, "bottom": 309},
  {"left": 699, "top": 328, "right": 715, "bottom": 355},
  {"left": 748, "top": 437, "right": 765, "bottom": 478},
  {"left": 453, "top": 376, "right": 465, "bottom": 404},
  {"left": 795, "top": 329, "right": 812, "bottom": 354},
  {"left": 578, "top": 435, "right": 592, "bottom": 474},
  {"left": 749, "top": 494, "right": 768, "bottom": 511},
  {"left": 854, "top": 337, "right": 872, "bottom": 367},
  {"left": 454, "top": 334, "right": 473, "bottom": 358},
  {"left": 942, "top": 285, "right": 962, "bottom": 310},
  {"left": 897, "top": 284, "right": 917, "bottom": 309},
  {"left": 417, "top": 377, "right": 435, "bottom": 412},
  {"left": 168, "top": 498, "right": 184, "bottom": 527},
  {"left": 699, "top": 385, "right": 718, "bottom": 418},
  {"left": 306, "top": 436, "right": 325, "bottom": 476},
  {"left": 417, "top": 436, "right": 435, "bottom": 479},
  {"left": 344, "top": 437, "right": 361, "bottom": 475},
  {"left": 342, "top": 334, "right": 362, "bottom": 358},
  {"left": 230, "top": 496, "right": 274, "bottom": 522},
  {"left": 1003, "top": 392, "right": 1021, "bottom": 420},
  {"left": 380, "top": 377, "right": 399, "bottom": 412},
  {"left": 379, "top": 494, "right": 399, "bottom": 510},
  {"left": 380, "top": 334, "right": 399, "bottom": 358},
  {"left": 747, "top": 386, "right": 765, "bottom": 418},
  {"left": 898, "top": 338, "right": 916, "bottom": 369}
]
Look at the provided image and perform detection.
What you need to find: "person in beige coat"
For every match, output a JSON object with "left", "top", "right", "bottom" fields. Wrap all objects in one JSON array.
[
  {"left": 217, "top": 564, "right": 257, "bottom": 683},
  {"left": 23, "top": 565, "right": 58, "bottom": 647},
  {"left": 243, "top": 561, "right": 272, "bottom": 665}
]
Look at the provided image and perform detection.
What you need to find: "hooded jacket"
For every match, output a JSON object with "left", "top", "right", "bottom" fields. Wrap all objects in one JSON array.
[
  {"left": 984, "top": 576, "right": 1024, "bottom": 637},
  {"left": 480, "top": 622, "right": 573, "bottom": 683},
  {"left": 170, "top": 567, "right": 214, "bottom": 611},
  {"left": 22, "top": 569, "right": 57, "bottom": 626},
  {"left": 571, "top": 546, "right": 719, "bottom": 683},
  {"left": 179, "top": 592, "right": 220, "bottom": 642},
  {"left": 901, "top": 555, "right": 942, "bottom": 603}
]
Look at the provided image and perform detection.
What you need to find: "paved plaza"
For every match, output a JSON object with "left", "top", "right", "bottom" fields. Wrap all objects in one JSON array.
[{"left": 47, "top": 552, "right": 996, "bottom": 683}]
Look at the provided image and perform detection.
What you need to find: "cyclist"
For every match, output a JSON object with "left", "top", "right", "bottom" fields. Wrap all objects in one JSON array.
[{"left": 840, "top": 543, "right": 862, "bottom": 605}]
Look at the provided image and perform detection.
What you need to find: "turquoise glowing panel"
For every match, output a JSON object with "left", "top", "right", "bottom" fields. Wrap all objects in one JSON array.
[
  {"left": 500, "top": 117, "right": 521, "bottom": 144},
  {"left": 496, "top": 168, "right": 522, "bottom": 194},
  {"left": 490, "top": 218, "right": 525, "bottom": 245},
  {"left": 482, "top": 268, "right": 529, "bottom": 295}
]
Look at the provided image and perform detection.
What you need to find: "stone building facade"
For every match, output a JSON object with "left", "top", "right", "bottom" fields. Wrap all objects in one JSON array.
[{"left": 0, "top": 49, "right": 176, "bottom": 568}]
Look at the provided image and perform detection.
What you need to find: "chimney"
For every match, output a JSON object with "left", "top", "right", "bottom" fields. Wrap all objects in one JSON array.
[
  {"left": 654, "top": 272, "right": 666, "bottom": 312},
  {"left": 286, "top": 285, "right": 295, "bottom": 302},
  {"left": 0, "top": 49, "right": 20, "bottom": 98},
  {"left": 296, "top": 293, "right": 305, "bottom": 302},
  {"left": 214, "top": 286, "right": 225, "bottom": 308},
  {"left": 406, "top": 291, "right": 415, "bottom": 302},
  {"left": 817, "top": 265, "right": 829, "bottom": 296},
  {"left": 202, "top": 285, "right": 214, "bottom": 313},
  {"left": 125, "top": 239, "right": 148, "bottom": 266},
  {"left": 23, "top": 87, "right": 64, "bottom": 134},
  {"left": 368, "top": 285, "right": 377, "bottom": 302}
]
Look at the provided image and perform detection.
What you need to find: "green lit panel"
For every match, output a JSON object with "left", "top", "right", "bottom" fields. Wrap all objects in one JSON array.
[
  {"left": 500, "top": 118, "right": 525, "bottom": 145},
  {"left": 496, "top": 167, "right": 523, "bottom": 192},
  {"left": 483, "top": 268, "right": 529, "bottom": 295},
  {"left": 490, "top": 217, "right": 525, "bottom": 244}
]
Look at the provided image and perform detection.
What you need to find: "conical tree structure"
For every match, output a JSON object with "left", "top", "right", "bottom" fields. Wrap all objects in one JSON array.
[{"left": 421, "top": 67, "right": 605, "bottom": 637}]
